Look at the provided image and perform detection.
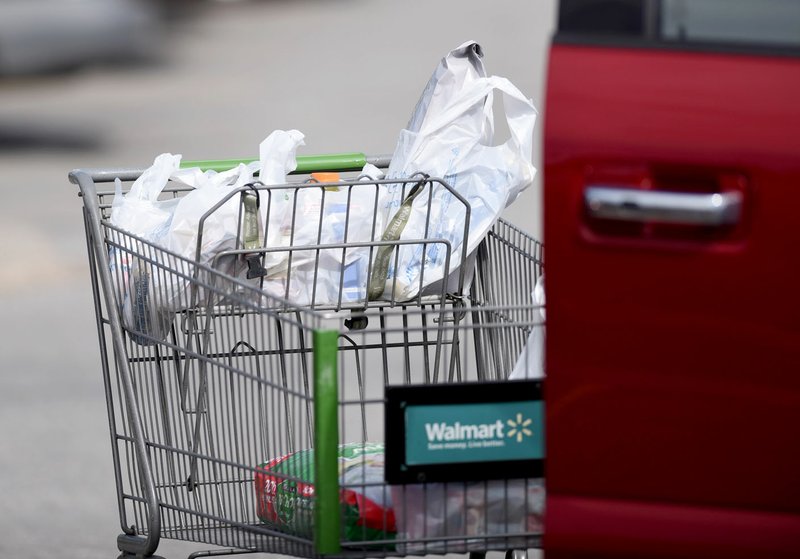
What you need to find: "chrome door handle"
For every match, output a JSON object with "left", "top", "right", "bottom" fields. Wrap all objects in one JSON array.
[{"left": 584, "top": 187, "right": 742, "bottom": 226}]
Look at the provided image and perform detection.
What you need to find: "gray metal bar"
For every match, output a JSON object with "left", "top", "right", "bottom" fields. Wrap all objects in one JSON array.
[
  {"left": 365, "top": 154, "right": 392, "bottom": 169},
  {"left": 81, "top": 210, "right": 136, "bottom": 536},
  {"left": 69, "top": 170, "right": 163, "bottom": 557},
  {"left": 187, "top": 549, "right": 258, "bottom": 559}
]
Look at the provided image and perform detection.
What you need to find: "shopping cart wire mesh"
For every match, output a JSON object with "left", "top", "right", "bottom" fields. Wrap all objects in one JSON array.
[{"left": 71, "top": 159, "right": 544, "bottom": 559}]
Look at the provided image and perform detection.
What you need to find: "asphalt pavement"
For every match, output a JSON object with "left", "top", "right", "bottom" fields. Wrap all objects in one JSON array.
[{"left": 0, "top": 2, "right": 555, "bottom": 557}]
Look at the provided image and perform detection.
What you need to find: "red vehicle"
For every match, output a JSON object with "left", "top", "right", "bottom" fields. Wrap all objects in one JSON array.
[{"left": 543, "top": 1, "right": 800, "bottom": 557}]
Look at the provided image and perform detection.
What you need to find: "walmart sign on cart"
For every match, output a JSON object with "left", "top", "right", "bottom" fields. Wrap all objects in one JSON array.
[
  {"left": 385, "top": 381, "right": 544, "bottom": 483},
  {"left": 406, "top": 401, "right": 544, "bottom": 465}
]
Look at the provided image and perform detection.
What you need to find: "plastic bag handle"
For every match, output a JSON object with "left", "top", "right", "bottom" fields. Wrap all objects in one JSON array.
[
  {"left": 416, "top": 76, "right": 537, "bottom": 158},
  {"left": 368, "top": 174, "right": 430, "bottom": 300}
]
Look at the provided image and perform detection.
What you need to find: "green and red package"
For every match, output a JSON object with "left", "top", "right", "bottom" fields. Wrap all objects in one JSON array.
[{"left": 254, "top": 442, "right": 396, "bottom": 545}]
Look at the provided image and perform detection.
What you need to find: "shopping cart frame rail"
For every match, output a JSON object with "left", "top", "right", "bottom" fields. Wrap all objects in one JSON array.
[{"left": 74, "top": 168, "right": 165, "bottom": 558}]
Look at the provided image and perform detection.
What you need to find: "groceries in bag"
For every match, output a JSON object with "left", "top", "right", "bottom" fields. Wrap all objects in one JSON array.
[
  {"left": 108, "top": 42, "right": 538, "bottom": 323},
  {"left": 391, "top": 478, "right": 545, "bottom": 553},
  {"left": 109, "top": 152, "right": 184, "bottom": 344},
  {"left": 254, "top": 441, "right": 543, "bottom": 550},
  {"left": 373, "top": 40, "right": 537, "bottom": 301},
  {"left": 108, "top": 130, "right": 305, "bottom": 344},
  {"left": 259, "top": 165, "right": 387, "bottom": 306},
  {"left": 254, "top": 442, "right": 396, "bottom": 545}
]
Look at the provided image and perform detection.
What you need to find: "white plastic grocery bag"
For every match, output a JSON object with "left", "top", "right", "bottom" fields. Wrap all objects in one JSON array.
[
  {"left": 260, "top": 164, "right": 387, "bottom": 306},
  {"left": 257, "top": 129, "right": 306, "bottom": 272},
  {"left": 109, "top": 153, "right": 183, "bottom": 344},
  {"left": 374, "top": 41, "right": 537, "bottom": 301},
  {"left": 163, "top": 130, "right": 304, "bottom": 311},
  {"left": 510, "top": 275, "right": 546, "bottom": 380},
  {"left": 108, "top": 130, "right": 306, "bottom": 343},
  {"left": 109, "top": 155, "right": 255, "bottom": 344},
  {"left": 168, "top": 129, "right": 305, "bottom": 270},
  {"left": 110, "top": 152, "right": 182, "bottom": 242},
  {"left": 392, "top": 478, "right": 545, "bottom": 552}
]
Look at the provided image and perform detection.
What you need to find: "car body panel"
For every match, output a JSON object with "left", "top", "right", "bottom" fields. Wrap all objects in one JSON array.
[{"left": 544, "top": 42, "right": 800, "bottom": 556}]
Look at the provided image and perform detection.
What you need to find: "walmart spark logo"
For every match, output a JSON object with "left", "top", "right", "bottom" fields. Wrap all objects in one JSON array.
[{"left": 506, "top": 413, "right": 533, "bottom": 443}]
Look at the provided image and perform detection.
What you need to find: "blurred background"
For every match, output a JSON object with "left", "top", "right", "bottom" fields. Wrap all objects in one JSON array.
[{"left": 0, "top": 1, "right": 555, "bottom": 558}]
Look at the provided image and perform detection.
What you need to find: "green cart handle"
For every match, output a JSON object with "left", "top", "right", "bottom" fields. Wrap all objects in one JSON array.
[{"left": 181, "top": 152, "right": 391, "bottom": 174}]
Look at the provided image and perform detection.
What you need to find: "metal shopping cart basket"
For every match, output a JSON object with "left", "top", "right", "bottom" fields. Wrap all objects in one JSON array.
[{"left": 70, "top": 153, "right": 546, "bottom": 559}]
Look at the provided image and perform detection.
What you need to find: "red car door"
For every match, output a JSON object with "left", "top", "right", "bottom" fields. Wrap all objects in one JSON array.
[{"left": 543, "top": 1, "right": 800, "bottom": 557}]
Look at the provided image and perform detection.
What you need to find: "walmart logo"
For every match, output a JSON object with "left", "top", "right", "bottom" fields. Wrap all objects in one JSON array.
[
  {"left": 506, "top": 413, "right": 533, "bottom": 443},
  {"left": 424, "top": 412, "right": 534, "bottom": 446}
]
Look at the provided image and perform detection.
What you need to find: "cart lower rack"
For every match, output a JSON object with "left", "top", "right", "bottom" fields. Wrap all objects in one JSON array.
[{"left": 71, "top": 155, "right": 545, "bottom": 559}]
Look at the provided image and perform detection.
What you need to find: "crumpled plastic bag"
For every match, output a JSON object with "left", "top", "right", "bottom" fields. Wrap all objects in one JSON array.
[
  {"left": 373, "top": 41, "right": 537, "bottom": 301},
  {"left": 168, "top": 130, "right": 305, "bottom": 268},
  {"left": 109, "top": 153, "right": 183, "bottom": 344},
  {"left": 257, "top": 129, "right": 308, "bottom": 272},
  {"left": 165, "top": 130, "right": 305, "bottom": 309},
  {"left": 391, "top": 478, "right": 544, "bottom": 553},
  {"left": 260, "top": 163, "right": 386, "bottom": 306},
  {"left": 110, "top": 152, "right": 182, "bottom": 244},
  {"left": 108, "top": 130, "right": 305, "bottom": 343},
  {"left": 510, "top": 275, "right": 546, "bottom": 380}
]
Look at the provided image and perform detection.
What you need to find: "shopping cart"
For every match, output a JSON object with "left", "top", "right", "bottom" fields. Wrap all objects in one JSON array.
[{"left": 70, "top": 153, "right": 545, "bottom": 559}]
